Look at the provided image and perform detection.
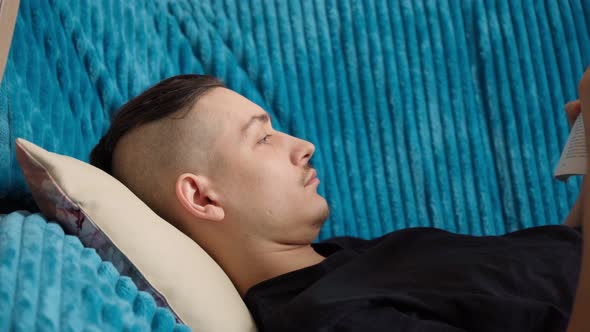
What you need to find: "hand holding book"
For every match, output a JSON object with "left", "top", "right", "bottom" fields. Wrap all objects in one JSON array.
[{"left": 564, "top": 64, "right": 590, "bottom": 332}]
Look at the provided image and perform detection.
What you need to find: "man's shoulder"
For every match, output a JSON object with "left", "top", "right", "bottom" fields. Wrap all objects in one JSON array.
[
  {"left": 316, "top": 227, "right": 442, "bottom": 252},
  {"left": 316, "top": 234, "right": 383, "bottom": 251}
]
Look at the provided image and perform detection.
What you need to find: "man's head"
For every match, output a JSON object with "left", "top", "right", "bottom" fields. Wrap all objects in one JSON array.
[{"left": 90, "top": 74, "right": 330, "bottom": 258}]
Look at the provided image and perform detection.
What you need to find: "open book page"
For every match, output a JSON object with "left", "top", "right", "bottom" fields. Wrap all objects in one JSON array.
[{"left": 554, "top": 115, "right": 587, "bottom": 182}]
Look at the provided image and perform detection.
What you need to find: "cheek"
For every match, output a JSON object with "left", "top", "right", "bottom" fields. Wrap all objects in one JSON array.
[
  {"left": 229, "top": 152, "right": 295, "bottom": 198},
  {"left": 224, "top": 160, "right": 269, "bottom": 193}
]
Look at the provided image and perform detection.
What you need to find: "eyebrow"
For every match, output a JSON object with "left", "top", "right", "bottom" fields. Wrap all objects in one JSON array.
[{"left": 240, "top": 112, "right": 271, "bottom": 140}]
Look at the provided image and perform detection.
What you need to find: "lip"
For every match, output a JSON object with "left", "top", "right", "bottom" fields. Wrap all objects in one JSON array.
[{"left": 305, "top": 170, "right": 318, "bottom": 186}]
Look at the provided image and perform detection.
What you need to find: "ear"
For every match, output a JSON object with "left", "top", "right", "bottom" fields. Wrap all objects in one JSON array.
[{"left": 175, "top": 173, "right": 225, "bottom": 222}]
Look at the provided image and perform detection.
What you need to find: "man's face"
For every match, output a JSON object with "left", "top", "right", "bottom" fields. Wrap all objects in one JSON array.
[{"left": 195, "top": 87, "right": 330, "bottom": 245}]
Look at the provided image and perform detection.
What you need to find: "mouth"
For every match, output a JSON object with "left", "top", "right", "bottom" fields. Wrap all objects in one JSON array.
[{"left": 305, "top": 170, "right": 318, "bottom": 186}]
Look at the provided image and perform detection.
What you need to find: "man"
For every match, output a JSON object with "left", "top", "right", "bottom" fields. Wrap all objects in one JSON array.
[{"left": 90, "top": 74, "right": 586, "bottom": 331}]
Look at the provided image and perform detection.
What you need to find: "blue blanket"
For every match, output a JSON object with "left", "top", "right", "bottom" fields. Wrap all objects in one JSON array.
[{"left": 0, "top": 211, "right": 189, "bottom": 331}]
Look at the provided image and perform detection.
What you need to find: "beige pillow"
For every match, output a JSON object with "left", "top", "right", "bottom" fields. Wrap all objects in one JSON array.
[{"left": 14, "top": 137, "right": 258, "bottom": 332}]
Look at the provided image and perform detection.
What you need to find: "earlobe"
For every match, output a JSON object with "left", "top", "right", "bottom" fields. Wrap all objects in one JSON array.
[{"left": 203, "top": 204, "right": 225, "bottom": 221}]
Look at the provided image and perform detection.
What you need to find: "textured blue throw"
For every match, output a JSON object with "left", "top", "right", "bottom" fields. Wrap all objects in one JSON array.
[
  {"left": 0, "top": 211, "right": 189, "bottom": 331},
  {"left": 1, "top": 0, "right": 590, "bottom": 328}
]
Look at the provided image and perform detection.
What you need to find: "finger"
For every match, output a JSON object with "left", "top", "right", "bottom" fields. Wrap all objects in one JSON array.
[
  {"left": 565, "top": 100, "right": 581, "bottom": 113},
  {"left": 565, "top": 100, "right": 582, "bottom": 128},
  {"left": 566, "top": 107, "right": 575, "bottom": 129}
]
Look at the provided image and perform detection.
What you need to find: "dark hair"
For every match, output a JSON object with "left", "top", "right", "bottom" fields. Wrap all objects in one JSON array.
[{"left": 89, "top": 74, "right": 225, "bottom": 174}]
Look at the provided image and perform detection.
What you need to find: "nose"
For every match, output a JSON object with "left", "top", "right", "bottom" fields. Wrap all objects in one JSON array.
[{"left": 291, "top": 136, "right": 315, "bottom": 166}]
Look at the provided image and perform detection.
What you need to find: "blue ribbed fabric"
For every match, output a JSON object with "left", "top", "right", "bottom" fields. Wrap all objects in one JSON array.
[
  {"left": 1, "top": 0, "right": 589, "bottom": 242},
  {"left": 0, "top": 211, "right": 190, "bottom": 331}
]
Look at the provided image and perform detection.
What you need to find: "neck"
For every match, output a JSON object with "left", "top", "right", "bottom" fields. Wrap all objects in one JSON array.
[{"left": 210, "top": 240, "right": 327, "bottom": 298}]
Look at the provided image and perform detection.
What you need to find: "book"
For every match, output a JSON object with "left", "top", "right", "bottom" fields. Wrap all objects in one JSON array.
[{"left": 554, "top": 115, "right": 587, "bottom": 182}]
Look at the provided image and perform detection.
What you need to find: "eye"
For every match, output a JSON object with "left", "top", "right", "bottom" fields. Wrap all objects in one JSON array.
[{"left": 258, "top": 134, "right": 272, "bottom": 144}]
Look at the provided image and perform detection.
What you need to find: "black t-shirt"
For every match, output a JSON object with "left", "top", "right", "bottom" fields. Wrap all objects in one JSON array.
[{"left": 244, "top": 225, "right": 583, "bottom": 332}]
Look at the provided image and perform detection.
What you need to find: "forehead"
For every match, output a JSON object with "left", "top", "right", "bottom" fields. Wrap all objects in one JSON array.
[
  {"left": 190, "top": 87, "right": 268, "bottom": 146},
  {"left": 198, "top": 87, "right": 263, "bottom": 121}
]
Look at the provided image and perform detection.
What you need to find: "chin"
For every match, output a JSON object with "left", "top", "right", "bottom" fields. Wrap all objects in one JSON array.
[{"left": 313, "top": 200, "right": 330, "bottom": 227}]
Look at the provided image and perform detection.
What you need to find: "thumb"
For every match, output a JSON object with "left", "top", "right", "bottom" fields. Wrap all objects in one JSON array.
[{"left": 565, "top": 100, "right": 582, "bottom": 129}]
